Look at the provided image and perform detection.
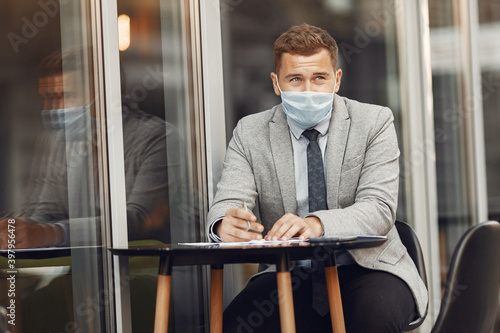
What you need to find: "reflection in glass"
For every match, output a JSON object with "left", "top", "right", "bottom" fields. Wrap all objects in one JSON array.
[
  {"left": 118, "top": 0, "right": 206, "bottom": 331},
  {"left": 8, "top": 48, "right": 98, "bottom": 248},
  {"left": 478, "top": 0, "right": 500, "bottom": 222},
  {"left": 0, "top": 1, "right": 108, "bottom": 331},
  {"left": 428, "top": 0, "right": 473, "bottom": 283},
  {"left": 478, "top": 2, "right": 500, "bottom": 329}
]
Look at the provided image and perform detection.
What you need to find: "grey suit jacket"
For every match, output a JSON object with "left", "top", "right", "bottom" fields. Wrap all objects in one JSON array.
[{"left": 207, "top": 95, "right": 428, "bottom": 318}]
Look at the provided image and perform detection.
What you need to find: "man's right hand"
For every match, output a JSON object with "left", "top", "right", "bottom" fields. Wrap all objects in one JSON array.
[
  {"left": 215, "top": 208, "right": 264, "bottom": 242},
  {"left": 0, "top": 218, "right": 63, "bottom": 249}
]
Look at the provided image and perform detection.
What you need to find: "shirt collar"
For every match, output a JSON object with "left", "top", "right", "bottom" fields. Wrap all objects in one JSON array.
[{"left": 287, "top": 112, "right": 332, "bottom": 140}]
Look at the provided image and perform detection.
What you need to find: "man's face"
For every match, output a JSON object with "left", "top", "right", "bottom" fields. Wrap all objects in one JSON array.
[
  {"left": 39, "top": 73, "right": 64, "bottom": 110},
  {"left": 271, "top": 48, "right": 342, "bottom": 95},
  {"left": 38, "top": 71, "right": 88, "bottom": 110}
]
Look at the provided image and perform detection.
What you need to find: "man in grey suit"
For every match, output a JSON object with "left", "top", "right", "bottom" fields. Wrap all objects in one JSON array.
[{"left": 207, "top": 23, "right": 428, "bottom": 332}]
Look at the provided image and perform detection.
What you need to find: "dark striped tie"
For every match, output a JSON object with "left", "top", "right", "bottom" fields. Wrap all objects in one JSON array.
[
  {"left": 303, "top": 129, "right": 327, "bottom": 213},
  {"left": 303, "top": 129, "right": 329, "bottom": 316}
]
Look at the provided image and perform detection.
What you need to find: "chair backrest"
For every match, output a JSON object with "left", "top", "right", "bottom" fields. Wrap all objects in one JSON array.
[
  {"left": 395, "top": 220, "right": 428, "bottom": 331},
  {"left": 431, "top": 221, "right": 500, "bottom": 333}
]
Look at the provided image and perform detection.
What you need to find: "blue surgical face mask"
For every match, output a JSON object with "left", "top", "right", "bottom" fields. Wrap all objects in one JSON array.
[
  {"left": 276, "top": 77, "right": 335, "bottom": 129},
  {"left": 41, "top": 105, "right": 91, "bottom": 140}
]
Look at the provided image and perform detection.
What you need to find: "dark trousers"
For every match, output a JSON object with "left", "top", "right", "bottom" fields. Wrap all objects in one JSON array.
[{"left": 223, "top": 264, "right": 417, "bottom": 333}]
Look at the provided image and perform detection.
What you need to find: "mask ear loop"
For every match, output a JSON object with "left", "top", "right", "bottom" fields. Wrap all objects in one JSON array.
[
  {"left": 332, "top": 69, "right": 341, "bottom": 94},
  {"left": 275, "top": 75, "right": 283, "bottom": 94}
]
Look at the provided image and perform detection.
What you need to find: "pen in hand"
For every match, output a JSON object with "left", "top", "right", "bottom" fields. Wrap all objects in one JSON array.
[
  {"left": 241, "top": 201, "right": 263, "bottom": 235},
  {"left": 242, "top": 201, "right": 251, "bottom": 231}
]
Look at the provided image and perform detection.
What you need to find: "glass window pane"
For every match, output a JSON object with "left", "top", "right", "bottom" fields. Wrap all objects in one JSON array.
[
  {"left": 477, "top": 1, "right": 500, "bottom": 329},
  {"left": 117, "top": 0, "right": 207, "bottom": 331},
  {"left": 428, "top": 0, "right": 474, "bottom": 283},
  {"left": 1, "top": 1, "right": 108, "bottom": 331},
  {"left": 117, "top": 1, "right": 202, "bottom": 245},
  {"left": 477, "top": 0, "right": 500, "bottom": 223}
]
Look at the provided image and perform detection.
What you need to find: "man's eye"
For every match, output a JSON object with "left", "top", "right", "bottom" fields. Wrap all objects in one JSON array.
[
  {"left": 316, "top": 76, "right": 325, "bottom": 80},
  {"left": 290, "top": 77, "right": 300, "bottom": 82}
]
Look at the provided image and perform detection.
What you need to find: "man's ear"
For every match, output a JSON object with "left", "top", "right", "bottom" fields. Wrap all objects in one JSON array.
[
  {"left": 334, "top": 69, "right": 343, "bottom": 93},
  {"left": 270, "top": 72, "right": 281, "bottom": 96}
]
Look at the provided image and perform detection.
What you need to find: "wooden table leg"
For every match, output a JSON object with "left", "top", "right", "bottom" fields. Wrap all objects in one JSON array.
[
  {"left": 154, "top": 256, "right": 172, "bottom": 333},
  {"left": 210, "top": 264, "right": 224, "bottom": 333},
  {"left": 324, "top": 256, "right": 346, "bottom": 333},
  {"left": 276, "top": 253, "right": 296, "bottom": 333}
]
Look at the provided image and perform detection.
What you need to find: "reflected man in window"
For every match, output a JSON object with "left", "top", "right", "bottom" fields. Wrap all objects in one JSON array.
[
  {"left": 207, "top": 24, "right": 428, "bottom": 332},
  {"left": 0, "top": 48, "right": 177, "bottom": 248}
]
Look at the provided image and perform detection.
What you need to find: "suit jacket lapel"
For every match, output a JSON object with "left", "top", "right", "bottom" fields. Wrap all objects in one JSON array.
[
  {"left": 269, "top": 105, "right": 297, "bottom": 214},
  {"left": 326, "top": 96, "right": 351, "bottom": 208}
]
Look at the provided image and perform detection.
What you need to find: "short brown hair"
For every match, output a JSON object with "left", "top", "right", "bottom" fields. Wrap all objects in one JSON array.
[
  {"left": 39, "top": 47, "right": 84, "bottom": 78},
  {"left": 273, "top": 23, "right": 338, "bottom": 73}
]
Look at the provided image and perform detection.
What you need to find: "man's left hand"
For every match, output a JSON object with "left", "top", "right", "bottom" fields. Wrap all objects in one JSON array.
[{"left": 264, "top": 213, "right": 323, "bottom": 241}]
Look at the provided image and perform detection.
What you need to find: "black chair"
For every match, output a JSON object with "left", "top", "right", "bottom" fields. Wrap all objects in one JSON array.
[
  {"left": 431, "top": 221, "right": 500, "bottom": 333},
  {"left": 395, "top": 220, "right": 428, "bottom": 332}
]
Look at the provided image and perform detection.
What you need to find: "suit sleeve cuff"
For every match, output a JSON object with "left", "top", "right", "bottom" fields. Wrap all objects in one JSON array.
[
  {"left": 305, "top": 214, "right": 325, "bottom": 237},
  {"left": 55, "top": 222, "right": 70, "bottom": 246},
  {"left": 208, "top": 217, "right": 224, "bottom": 242}
]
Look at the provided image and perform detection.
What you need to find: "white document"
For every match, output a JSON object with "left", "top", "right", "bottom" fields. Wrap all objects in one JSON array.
[{"left": 179, "top": 237, "right": 308, "bottom": 247}]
